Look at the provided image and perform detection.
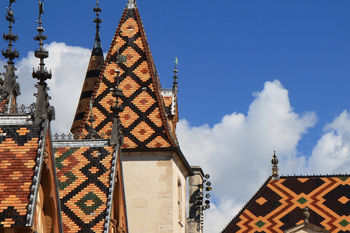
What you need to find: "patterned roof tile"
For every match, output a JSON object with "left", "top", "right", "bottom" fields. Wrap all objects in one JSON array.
[
  {"left": 222, "top": 175, "right": 350, "bottom": 233},
  {"left": 0, "top": 124, "right": 41, "bottom": 228},
  {"left": 72, "top": 7, "right": 177, "bottom": 150},
  {"left": 54, "top": 142, "right": 117, "bottom": 233}
]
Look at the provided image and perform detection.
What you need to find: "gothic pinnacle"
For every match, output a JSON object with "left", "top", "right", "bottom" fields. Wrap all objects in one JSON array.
[
  {"left": 32, "top": 0, "right": 54, "bottom": 124},
  {"left": 32, "top": 0, "right": 51, "bottom": 83},
  {"left": 2, "top": 0, "right": 19, "bottom": 65}
]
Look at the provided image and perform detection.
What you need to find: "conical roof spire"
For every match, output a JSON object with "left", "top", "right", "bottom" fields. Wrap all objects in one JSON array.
[
  {"left": 71, "top": 1, "right": 105, "bottom": 135},
  {"left": 0, "top": 0, "right": 20, "bottom": 113},
  {"left": 32, "top": 0, "right": 54, "bottom": 124}
]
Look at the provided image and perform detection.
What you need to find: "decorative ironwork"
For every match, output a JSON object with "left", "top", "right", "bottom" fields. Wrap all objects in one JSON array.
[
  {"left": 52, "top": 132, "right": 107, "bottom": 142},
  {"left": 2, "top": 103, "right": 36, "bottom": 114}
]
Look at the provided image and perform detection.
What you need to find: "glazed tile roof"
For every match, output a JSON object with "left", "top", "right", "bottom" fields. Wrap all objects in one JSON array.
[
  {"left": 73, "top": 6, "right": 177, "bottom": 150},
  {"left": 222, "top": 175, "right": 350, "bottom": 233},
  {"left": 54, "top": 141, "right": 119, "bottom": 233},
  {"left": 71, "top": 33, "right": 104, "bottom": 134},
  {"left": 0, "top": 124, "right": 41, "bottom": 227}
]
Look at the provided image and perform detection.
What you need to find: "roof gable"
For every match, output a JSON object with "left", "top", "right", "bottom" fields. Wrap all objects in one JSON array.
[
  {"left": 76, "top": 7, "right": 176, "bottom": 150},
  {"left": 0, "top": 123, "right": 41, "bottom": 227},
  {"left": 222, "top": 175, "right": 350, "bottom": 233},
  {"left": 54, "top": 140, "right": 120, "bottom": 233}
]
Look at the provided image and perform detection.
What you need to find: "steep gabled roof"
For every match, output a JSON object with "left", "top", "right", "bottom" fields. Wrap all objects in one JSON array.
[
  {"left": 74, "top": 6, "right": 177, "bottom": 150},
  {"left": 222, "top": 175, "right": 350, "bottom": 233},
  {"left": 54, "top": 140, "right": 124, "bottom": 233},
  {"left": 0, "top": 117, "right": 41, "bottom": 227}
]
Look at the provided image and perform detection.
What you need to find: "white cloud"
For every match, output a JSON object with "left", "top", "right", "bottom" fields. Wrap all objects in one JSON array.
[
  {"left": 177, "top": 80, "right": 316, "bottom": 232},
  {"left": 308, "top": 111, "right": 350, "bottom": 173},
  {"left": 14, "top": 42, "right": 90, "bottom": 133}
]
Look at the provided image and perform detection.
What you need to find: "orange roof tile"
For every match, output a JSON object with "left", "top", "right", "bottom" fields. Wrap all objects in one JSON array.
[
  {"left": 54, "top": 141, "right": 119, "bottom": 233},
  {"left": 222, "top": 175, "right": 350, "bottom": 233},
  {"left": 73, "top": 7, "right": 177, "bottom": 150},
  {"left": 0, "top": 124, "right": 41, "bottom": 227}
]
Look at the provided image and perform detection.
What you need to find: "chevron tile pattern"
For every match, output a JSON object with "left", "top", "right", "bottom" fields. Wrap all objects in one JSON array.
[{"left": 222, "top": 176, "right": 350, "bottom": 233}]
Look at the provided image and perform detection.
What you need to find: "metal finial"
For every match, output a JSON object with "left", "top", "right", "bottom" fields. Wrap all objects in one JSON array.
[
  {"left": 127, "top": 0, "right": 136, "bottom": 9},
  {"left": 173, "top": 57, "right": 178, "bottom": 93},
  {"left": 271, "top": 151, "right": 279, "bottom": 178},
  {"left": 303, "top": 207, "right": 310, "bottom": 223},
  {"left": 0, "top": 0, "right": 20, "bottom": 113},
  {"left": 93, "top": 0, "right": 102, "bottom": 49},
  {"left": 32, "top": 0, "right": 51, "bottom": 83},
  {"left": 2, "top": 0, "right": 19, "bottom": 64},
  {"left": 32, "top": 0, "right": 54, "bottom": 124}
]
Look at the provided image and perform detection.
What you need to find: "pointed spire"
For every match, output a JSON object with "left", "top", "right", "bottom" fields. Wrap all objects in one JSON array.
[
  {"left": 70, "top": 0, "right": 105, "bottom": 135},
  {"left": 271, "top": 151, "right": 279, "bottom": 179},
  {"left": 0, "top": 0, "right": 20, "bottom": 113},
  {"left": 2, "top": 0, "right": 19, "bottom": 65},
  {"left": 93, "top": 0, "right": 102, "bottom": 50},
  {"left": 172, "top": 57, "right": 178, "bottom": 94},
  {"left": 127, "top": 0, "right": 136, "bottom": 9},
  {"left": 32, "top": 0, "right": 54, "bottom": 124}
]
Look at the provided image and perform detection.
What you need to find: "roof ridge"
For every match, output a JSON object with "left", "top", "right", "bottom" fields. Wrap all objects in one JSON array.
[{"left": 221, "top": 176, "right": 273, "bottom": 232}]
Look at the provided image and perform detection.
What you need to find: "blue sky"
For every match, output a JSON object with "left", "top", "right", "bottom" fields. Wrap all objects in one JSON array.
[
  {"left": 2, "top": 0, "right": 349, "bottom": 155},
  {"left": 2, "top": 1, "right": 350, "bottom": 231}
]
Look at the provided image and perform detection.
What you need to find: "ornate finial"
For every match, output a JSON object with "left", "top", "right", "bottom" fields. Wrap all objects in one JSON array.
[
  {"left": 32, "top": 0, "right": 54, "bottom": 124},
  {"left": 2, "top": 0, "right": 19, "bottom": 65},
  {"left": 110, "top": 48, "right": 126, "bottom": 146},
  {"left": 271, "top": 151, "right": 279, "bottom": 179},
  {"left": 32, "top": 0, "right": 51, "bottom": 83},
  {"left": 303, "top": 207, "right": 310, "bottom": 223},
  {"left": 87, "top": 98, "right": 98, "bottom": 139},
  {"left": 127, "top": 0, "right": 136, "bottom": 9},
  {"left": 0, "top": 0, "right": 20, "bottom": 113},
  {"left": 172, "top": 57, "right": 178, "bottom": 93},
  {"left": 93, "top": 0, "right": 102, "bottom": 49}
]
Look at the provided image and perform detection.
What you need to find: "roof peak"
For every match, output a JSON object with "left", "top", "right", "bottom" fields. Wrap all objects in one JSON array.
[
  {"left": 93, "top": 0, "right": 102, "bottom": 49},
  {"left": 127, "top": 0, "right": 137, "bottom": 9}
]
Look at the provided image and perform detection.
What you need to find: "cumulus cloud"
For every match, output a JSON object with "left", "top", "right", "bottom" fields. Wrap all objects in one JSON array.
[
  {"left": 177, "top": 80, "right": 317, "bottom": 232},
  {"left": 308, "top": 111, "right": 350, "bottom": 173},
  {"left": 14, "top": 42, "right": 90, "bottom": 133}
]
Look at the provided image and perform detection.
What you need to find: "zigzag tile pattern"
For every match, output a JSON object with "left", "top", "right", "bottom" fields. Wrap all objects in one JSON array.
[
  {"left": 76, "top": 8, "right": 175, "bottom": 149},
  {"left": 0, "top": 125, "right": 41, "bottom": 227},
  {"left": 222, "top": 176, "right": 350, "bottom": 233},
  {"left": 54, "top": 145, "right": 115, "bottom": 233}
]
